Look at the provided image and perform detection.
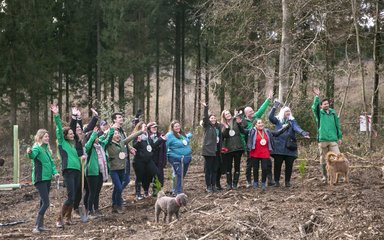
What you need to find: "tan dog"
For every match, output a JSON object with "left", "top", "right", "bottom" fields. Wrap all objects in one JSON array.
[
  {"left": 326, "top": 152, "right": 349, "bottom": 185},
  {"left": 155, "top": 191, "right": 188, "bottom": 223}
]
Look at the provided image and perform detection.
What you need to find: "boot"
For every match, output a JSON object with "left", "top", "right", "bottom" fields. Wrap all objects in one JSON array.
[
  {"left": 226, "top": 173, "right": 232, "bottom": 190},
  {"left": 64, "top": 206, "right": 73, "bottom": 225},
  {"left": 112, "top": 205, "right": 118, "bottom": 213},
  {"left": 267, "top": 174, "right": 275, "bottom": 186},
  {"left": 32, "top": 214, "right": 43, "bottom": 233},
  {"left": 135, "top": 182, "right": 143, "bottom": 200},
  {"left": 116, "top": 205, "right": 124, "bottom": 214},
  {"left": 206, "top": 185, "right": 213, "bottom": 193},
  {"left": 321, "top": 163, "right": 327, "bottom": 183},
  {"left": 261, "top": 182, "right": 266, "bottom": 191},
  {"left": 216, "top": 177, "right": 223, "bottom": 191},
  {"left": 212, "top": 185, "right": 217, "bottom": 193},
  {"left": 56, "top": 205, "right": 67, "bottom": 228},
  {"left": 38, "top": 214, "right": 49, "bottom": 231},
  {"left": 253, "top": 181, "right": 259, "bottom": 189},
  {"left": 233, "top": 172, "right": 240, "bottom": 189}
]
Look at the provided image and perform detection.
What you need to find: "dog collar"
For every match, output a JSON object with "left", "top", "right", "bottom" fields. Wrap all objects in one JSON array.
[{"left": 175, "top": 198, "right": 181, "bottom": 207}]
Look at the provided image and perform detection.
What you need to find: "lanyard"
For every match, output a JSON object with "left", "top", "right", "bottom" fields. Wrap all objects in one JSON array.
[{"left": 257, "top": 129, "right": 265, "bottom": 140}]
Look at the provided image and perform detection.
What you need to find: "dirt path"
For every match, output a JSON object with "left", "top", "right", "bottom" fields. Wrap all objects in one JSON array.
[{"left": 0, "top": 155, "right": 383, "bottom": 239}]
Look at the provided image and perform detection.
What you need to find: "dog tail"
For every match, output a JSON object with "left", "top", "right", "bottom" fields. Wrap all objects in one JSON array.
[
  {"left": 326, "top": 151, "right": 338, "bottom": 164},
  {"left": 157, "top": 191, "right": 166, "bottom": 199}
]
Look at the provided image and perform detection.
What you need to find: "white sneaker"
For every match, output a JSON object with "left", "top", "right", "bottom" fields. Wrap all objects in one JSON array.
[{"left": 246, "top": 182, "right": 252, "bottom": 188}]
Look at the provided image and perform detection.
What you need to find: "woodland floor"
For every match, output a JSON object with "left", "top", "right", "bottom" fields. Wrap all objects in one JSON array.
[{"left": 0, "top": 154, "right": 384, "bottom": 240}]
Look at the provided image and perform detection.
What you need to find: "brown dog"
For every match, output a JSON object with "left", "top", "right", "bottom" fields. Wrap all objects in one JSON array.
[
  {"left": 155, "top": 191, "right": 188, "bottom": 223},
  {"left": 326, "top": 152, "right": 349, "bottom": 185}
]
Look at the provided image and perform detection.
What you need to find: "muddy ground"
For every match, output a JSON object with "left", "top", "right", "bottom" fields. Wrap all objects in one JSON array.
[{"left": 0, "top": 153, "right": 384, "bottom": 240}]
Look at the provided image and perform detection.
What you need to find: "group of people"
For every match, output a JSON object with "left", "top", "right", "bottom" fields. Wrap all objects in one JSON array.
[
  {"left": 201, "top": 88, "right": 342, "bottom": 192},
  {"left": 27, "top": 87, "right": 342, "bottom": 233}
]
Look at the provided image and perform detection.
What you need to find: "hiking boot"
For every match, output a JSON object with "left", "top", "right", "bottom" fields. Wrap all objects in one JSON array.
[
  {"left": 226, "top": 184, "right": 232, "bottom": 190},
  {"left": 212, "top": 186, "right": 218, "bottom": 193},
  {"left": 56, "top": 205, "right": 67, "bottom": 228},
  {"left": 32, "top": 226, "right": 41, "bottom": 233},
  {"left": 246, "top": 181, "right": 252, "bottom": 188},
  {"left": 88, "top": 211, "right": 97, "bottom": 220},
  {"left": 253, "top": 181, "right": 259, "bottom": 189},
  {"left": 261, "top": 182, "right": 266, "bottom": 191},
  {"left": 267, "top": 174, "right": 275, "bottom": 186},
  {"left": 274, "top": 181, "right": 280, "bottom": 187},
  {"left": 116, "top": 206, "right": 124, "bottom": 214},
  {"left": 233, "top": 172, "right": 240, "bottom": 189},
  {"left": 285, "top": 181, "right": 291, "bottom": 187},
  {"left": 136, "top": 194, "right": 144, "bottom": 200},
  {"left": 206, "top": 186, "right": 213, "bottom": 193},
  {"left": 64, "top": 206, "right": 74, "bottom": 225},
  {"left": 111, "top": 205, "right": 118, "bottom": 213}
]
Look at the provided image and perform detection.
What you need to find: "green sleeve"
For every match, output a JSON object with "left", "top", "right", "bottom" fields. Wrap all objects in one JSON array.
[
  {"left": 100, "top": 128, "right": 115, "bottom": 148},
  {"left": 28, "top": 144, "right": 40, "bottom": 159},
  {"left": 54, "top": 115, "right": 64, "bottom": 144},
  {"left": 311, "top": 96, "right": 320, "bottom": 117},
  {"left": 50, "top": 152, "right": 58, "bottom": 175},
  {"left": 335, "top": 115, "right": 343, "bottom": 140},
  {"left": 85, "top": 132, "right": 98, "bottom": 153},
  {"left": 254, "top": 98, "right": 271, "bottom": 119}
]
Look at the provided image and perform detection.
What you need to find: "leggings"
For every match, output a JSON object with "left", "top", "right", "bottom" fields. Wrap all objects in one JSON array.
[
  {"left": 35, "top": 180, "right": 51, "bottom": 216},
  {"left": 250, "top": 158, "right": 272, "bottom": 183},
  {"left": 86, "top": 173, "right": 103, "bottom": 212},
  {"left": 63, "top": 169, "right": 81, "bottom": 206},
  {"left": 134, "top": 158, "right": 158, "bottom": 192}
]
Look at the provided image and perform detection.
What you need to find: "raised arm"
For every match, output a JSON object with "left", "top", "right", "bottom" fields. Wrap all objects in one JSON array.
[
  {"left": 254, "top": 91, "right": 272, "bottom": 119},
  {"left": 202, "top": 102, "right": 210, "bottom": 127},
  {"left": 123, "top": 130, "right": 144, "bottom": 144},
  {"left": 83, "top": 108, "right": 99, "bottom": 134},
  {"left": 268, "top": 100, "right": 280, "bottom": 125},
  {"left": 84, "top": 128, "right": 98, "bottom": 154},
  {"left": 51, "top": 105, "right": 64, "bottom": 144}
]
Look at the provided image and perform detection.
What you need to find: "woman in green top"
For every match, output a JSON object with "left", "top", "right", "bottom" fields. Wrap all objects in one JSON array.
[
  {"left": 27, "top": 129, "right": 59, "bottom": 233},
  {"left": 51, "top": 105, "right": 81, "bottom": 228}
]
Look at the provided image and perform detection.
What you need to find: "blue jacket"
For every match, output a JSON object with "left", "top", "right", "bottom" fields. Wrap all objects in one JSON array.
[
  {"left": 268, "top": 107, "right": 308, "bottom": 157},
  {"left": 165, "top": 132, "right": 192, "bottom": 159}
]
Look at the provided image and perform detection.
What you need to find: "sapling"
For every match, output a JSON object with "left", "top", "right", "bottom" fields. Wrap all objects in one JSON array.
[
  {"left": 298, "top": 159, "right": 307, "bottom": 188},
  {"left": 153, "top": 176, "right": 162, "bottom": 197}
]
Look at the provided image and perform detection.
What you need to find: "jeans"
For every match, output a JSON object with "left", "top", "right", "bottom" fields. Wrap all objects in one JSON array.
[
  {"left": 35, "top": 180, "right": 51, "bottom": 216},
  {"left": 110, "top": 169, "right": 125, "bottom": 207},
  {"left": 63, "top": 169, "right": 81, "bottom": 206},
  {"left": 168, "top": 156, "right": 192, "bottom": 194}
]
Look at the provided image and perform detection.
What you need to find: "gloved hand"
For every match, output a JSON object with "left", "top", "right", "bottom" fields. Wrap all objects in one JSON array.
[{"left": 273, "top": 99, "right": 280, "bottom": 108}]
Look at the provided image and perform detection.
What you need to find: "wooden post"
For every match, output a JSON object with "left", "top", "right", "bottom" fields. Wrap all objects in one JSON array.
[{"left": 13, "top": 125, "right": 19, "bottom": 184}]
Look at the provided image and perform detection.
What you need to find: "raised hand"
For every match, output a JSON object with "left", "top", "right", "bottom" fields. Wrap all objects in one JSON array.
[
  {"left": 27, "top": 147, "right": 32, "bottom": 154},
  {"left": 93, "top": 126, "right": 99, "bottom": 133},
  {"left": 200, "top": 101, "right": 207, "bottom": 107},
  {"left": 71, "top": 107, "right": 80, "bottom": 117},
  {"left": 141, "top": 124, "right": 147, "bottom": 132},
  {"left": 50, "top": 104, "right": 59, "bottom": 115},
  {"left": 313, "top": 87, "right": 320, "bottom": 96},
  {"left": 90, "top": 108, "right": 98, "bottom": 117},
  {"left": 267, "top": 90, "right": 273, "bottom": 100},
  {"left": 273, "top": 99, "right": 280, "bottom": 108}
]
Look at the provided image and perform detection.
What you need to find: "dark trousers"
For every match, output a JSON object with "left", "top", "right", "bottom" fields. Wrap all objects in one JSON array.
[
  {"left": 273, "top": 154, "right": 296, "bottom": 183},
  {"left": 110, "top": 169, "right": 125, "bottom": 207},
  {"left": 63, "top": 169, "right": 81, "bottom": 206},
  {"left": 35, "top": 180, "right": 51, "bottom": 216},
  {"left": 223, "top": 151, "right": 242, "bottom": 175},
  {"left": 133, "top": 159, "right": 158, "bottom": 193},
  {"left": 154, "top": 163, "right": 165, "bottom": 186},
  {"left": 74, "top": 175, "right": 88, "bottom": 211},
  {"left": 246, "top": 154, "right": 252, "bottom": 183},
  {"left": 250, "top": 158, "right": 272, "bottom": 183},
  {"left": 86, "top": 173, "right": 103, "bottom": 212},
  {"left": 204, "top": 155, "right": 219, "bottom": 188}
]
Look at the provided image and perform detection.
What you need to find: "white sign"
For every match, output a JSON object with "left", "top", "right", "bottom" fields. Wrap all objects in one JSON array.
[{"left": 359, "top": 115, "right": 371, "bottom": 132}]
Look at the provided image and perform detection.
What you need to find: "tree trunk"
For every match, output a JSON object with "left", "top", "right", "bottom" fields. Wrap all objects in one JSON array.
[
  {"left": 219, "top": 79, "right": 225, "bottom": 113},
  {"left": 118, "top": 77, "right": 125, "bottom": 111},
  {"left": 155, "top": 35, "right": 160, "bottom": 123},
  {"left": 181, "top": 3, "right": 185, "bottom": 125},
  {"left": 351, "top": 0, "right": 368, "bottom": 134},
  {"left": 174, "top": 2, "right": 181, "bottom": 121},
  {"left": 300, "top": 57, "right": 309, "bottom": 99},
  {"left": 196, "top": 22, "right": 202, "bottom": 126},
  {"left": 88, "top": 64, "right": 93, "bottom": 117},
  {"left": 110, "top": 75, "right": 115, "bottom": 112},
  {"left": 58, "top": 65, "right": 63, "bottom": 117},
  {"left": 146, "top": 69, "right": 150, "bottom": 122},
  {"left": 325, "top": 39, "right": 335, "bottom": 102},
  {"left": 273, "top": 54, "right": 279, "bottom": 96},
  {"left": 44, "top": 91, "right": 48, "bottom": 128},
  {"left": 372, "top": 0, "right": 381, "bottom": 125},
  {"left": 205, "top": 40, "right": 209, "bottom": 105},
  {"left": 65, "top": 74, "right": 70, "bottom": 118},
  {"left": 96, "top": 1, "right": 101, "bottom": 106},
  {"left": 171, "top": 66, "right": 175, "bottom": 121},
  {"left": 278, "top": 0, "right": 291, "bottom": 102}
]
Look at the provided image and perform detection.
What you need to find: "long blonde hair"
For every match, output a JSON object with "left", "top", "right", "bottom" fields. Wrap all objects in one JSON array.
[
  {"left": 220, "top": 109, "right": 231, "bottom": 125},
  {"left": 34, "top": 129, "right": 52, "bottom": 154}
]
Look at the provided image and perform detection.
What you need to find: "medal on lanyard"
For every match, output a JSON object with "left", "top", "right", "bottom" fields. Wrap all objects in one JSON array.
[
  {"left": 118, "top": 152, "right": 126, "bottom": 159},
  {"left": 145, "top": 133, "right": 152, "bottom": 152},
  {"left": 181, "top": 136, "right": 188, "bottom": 146},
  {"left": 259, "top": 129, "right": 267, "bottom": 146},
  {"left": 229, "top": 120, "right": 235, "bottom": 137},
  {"left": 215, "top": 128, "right": 220, "bottom": 143}
]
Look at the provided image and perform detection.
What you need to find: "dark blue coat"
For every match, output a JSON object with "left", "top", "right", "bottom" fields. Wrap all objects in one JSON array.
[{"left": 268, "top": 107, "right": 308, "bottom": 158}]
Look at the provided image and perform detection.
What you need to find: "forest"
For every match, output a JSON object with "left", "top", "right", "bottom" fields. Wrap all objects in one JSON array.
[{"left": 0, "top": 0, "right": 384, "bottom": 239}]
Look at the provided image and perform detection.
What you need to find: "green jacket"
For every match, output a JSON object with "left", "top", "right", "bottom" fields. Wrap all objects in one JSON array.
[
  {"left": 84, "top": 128, "right": 114, "bottom": 176},
  {"left": 311, "top": 96, "right": 342, "bottom": 142},
  {"left": 106, "top": 130, "right": 143, "bottom": 171},
  {"left": 28, "top": 143, "right": 58, "bottom": 185},
  {"left": 240, "top": 98, "right": 271, "bottom": 149},
  {"left": 55, "top": 115, "right": 81, "bottom": 171}
]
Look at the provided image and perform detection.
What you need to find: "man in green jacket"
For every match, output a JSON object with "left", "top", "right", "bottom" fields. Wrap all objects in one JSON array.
[
  {"left": 311, "top": 88, "right": 343, "bottom": 182},
  {"left": 242, "top": 91, "right": 273, "bottom": 188}
]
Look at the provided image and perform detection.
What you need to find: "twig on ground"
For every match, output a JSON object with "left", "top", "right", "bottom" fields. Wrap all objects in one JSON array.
[{"left": 197, "top": 221, "right": 226, "bottom": 240}]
